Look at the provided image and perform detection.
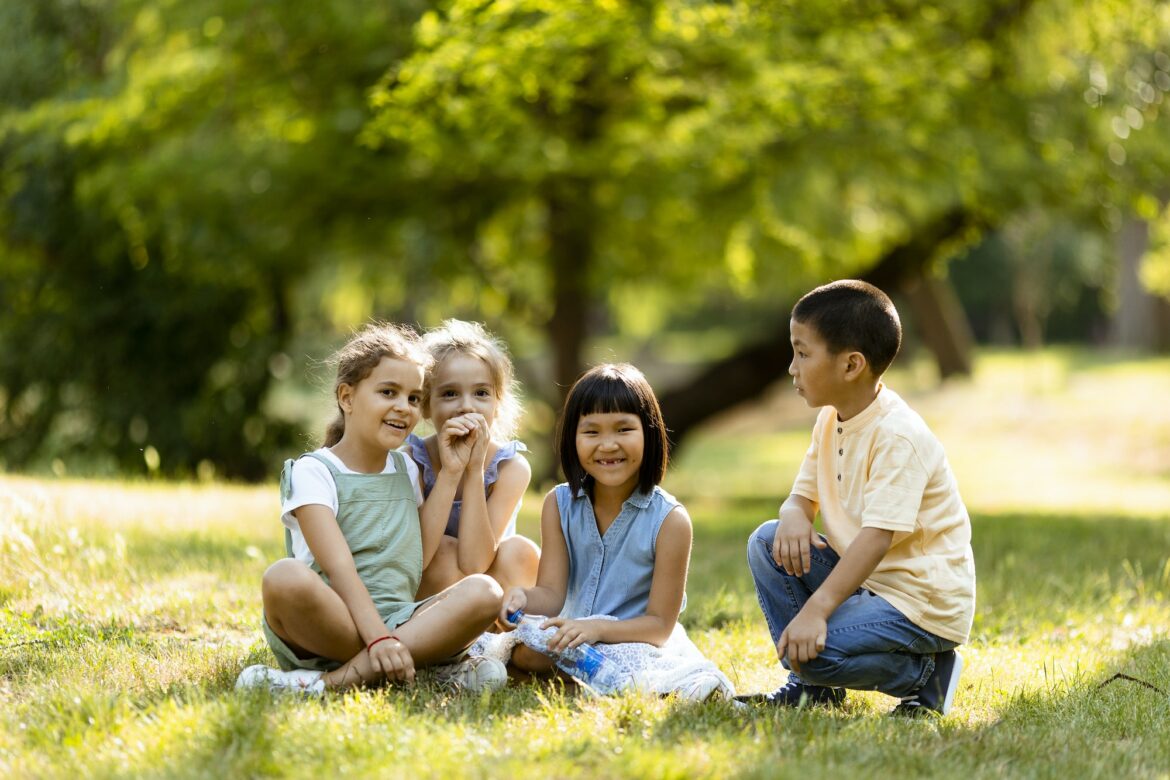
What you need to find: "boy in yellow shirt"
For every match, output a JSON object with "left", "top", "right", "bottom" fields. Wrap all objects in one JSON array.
[{"left": 738, "top": 280, "right": 976, "bottom": 716}]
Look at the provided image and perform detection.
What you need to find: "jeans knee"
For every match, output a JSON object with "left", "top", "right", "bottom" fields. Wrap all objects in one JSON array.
[{"left": 746, "top": 520, "right": 780, "bottom": 577}]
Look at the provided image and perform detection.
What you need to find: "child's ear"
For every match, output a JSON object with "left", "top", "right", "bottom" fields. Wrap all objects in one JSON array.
[
  {"left": 336, "top": 383, "right": 354, "bottom": 414},
  {"left": 842, "top": 351, "right": 868, "bottom": 381}
]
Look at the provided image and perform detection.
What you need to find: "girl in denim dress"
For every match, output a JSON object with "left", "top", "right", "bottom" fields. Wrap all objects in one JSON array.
[{"left": 496, "top": 364, "right": 733, "bottom": 699}]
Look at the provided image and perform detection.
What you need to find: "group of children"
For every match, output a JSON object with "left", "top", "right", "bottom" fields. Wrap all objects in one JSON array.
[{"left": 237, "top": 280, "right": 976, "bottom": 717}]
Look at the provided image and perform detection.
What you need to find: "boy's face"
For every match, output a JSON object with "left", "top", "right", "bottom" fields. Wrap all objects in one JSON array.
[{"left": 788, "top": 318, "right": 848, "bottom": 409}]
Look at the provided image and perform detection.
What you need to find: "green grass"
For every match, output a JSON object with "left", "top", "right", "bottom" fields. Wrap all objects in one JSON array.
[{"left": 3, "top": 348, "right": 1170, "bottom": 778}]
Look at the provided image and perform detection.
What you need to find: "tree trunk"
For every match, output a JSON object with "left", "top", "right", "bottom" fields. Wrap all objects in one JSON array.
[
  {"left": 900, "top": 272, "right": 975, "bottom": 376},
  {"left": 545, "top": 178, "right": 592, "bottom": 404},
  {"left": 1111, "top": 217, "right": 1159, "bottom": 350},
  {"left": 658, "top": 208, "right": 977, "bottom": 449}
]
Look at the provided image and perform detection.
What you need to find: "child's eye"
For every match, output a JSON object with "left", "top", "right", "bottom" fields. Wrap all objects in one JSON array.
[
  {"left": 381, "top": 389, "right": 395, "bottom": 397},
  {"left": 475, "top": 389, "right": 491, "bottom": 398}
]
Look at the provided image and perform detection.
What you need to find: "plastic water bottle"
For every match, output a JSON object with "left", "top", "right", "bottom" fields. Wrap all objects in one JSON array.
[{"left": 507, "top": 609, "right": 629, "bottom": 694}]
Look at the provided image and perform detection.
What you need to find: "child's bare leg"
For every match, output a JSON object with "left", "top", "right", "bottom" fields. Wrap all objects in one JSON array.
[
  {"left": 398, "top": 573, "right": 503, "bottom": 664},
  {"left": 415, "top": 535, "right": 463, "bottom": 600},
  {"left": 322, "top": 574, "right": 502, "bottom": 691},
  {"left": 486, "top": 535, "right": 540, "bottom": 592},
  {"left": 262, "top": 559, "right": 362, "bottom": 662},
  {"left": 511, "top": 643, "right": 557, "bottom": 674}
]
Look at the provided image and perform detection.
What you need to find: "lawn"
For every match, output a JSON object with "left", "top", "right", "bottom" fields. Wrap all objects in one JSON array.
[{"left": 2, "top": 349, "right": 1169, "bottom": 778}]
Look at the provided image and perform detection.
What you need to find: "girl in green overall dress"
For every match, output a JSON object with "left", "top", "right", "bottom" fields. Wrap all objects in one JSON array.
[{"left": 236, "top": 323, "right": 506, "bottom": 694}]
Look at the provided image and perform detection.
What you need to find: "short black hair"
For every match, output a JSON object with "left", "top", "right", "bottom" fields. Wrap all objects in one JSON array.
[
  {"left": 792, "top": 280, "right": 902, "bottom": 376},
  {"left": 556, "top": 363, "right": 669, "bottom": 496}
]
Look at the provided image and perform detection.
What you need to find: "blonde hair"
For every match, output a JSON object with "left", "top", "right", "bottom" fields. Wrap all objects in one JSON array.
[
  {"left": 421, "top": 319, "right": 522, "bottom": 441},
  {"left": 323, "top": 322, "right": 431, "bottom": 447}
]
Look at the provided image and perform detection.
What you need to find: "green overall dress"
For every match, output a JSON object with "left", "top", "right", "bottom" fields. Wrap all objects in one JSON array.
[{"left": 262, "top": 450, "right": 425, "bottom": 671}]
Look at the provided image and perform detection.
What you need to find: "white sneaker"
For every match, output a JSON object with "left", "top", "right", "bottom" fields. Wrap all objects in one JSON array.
[
  {"left": 430, "top": 655, "right": 508, "bottom": 693},
  {"left": 235, "top": 664, "right": 326, "bottom": 695}
]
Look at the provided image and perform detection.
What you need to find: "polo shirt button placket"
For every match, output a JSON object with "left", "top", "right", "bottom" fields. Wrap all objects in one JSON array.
[{"left": 837, "top": 426, "right": 844, "bottom": 481}]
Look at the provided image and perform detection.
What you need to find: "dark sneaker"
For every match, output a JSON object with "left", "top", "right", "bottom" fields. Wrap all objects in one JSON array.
[
  {"left": 891, "top": 650, "right": 963, "bottom": 717},
  {"left": 735, "top": 680, "right": 845, "bottom": 708}
]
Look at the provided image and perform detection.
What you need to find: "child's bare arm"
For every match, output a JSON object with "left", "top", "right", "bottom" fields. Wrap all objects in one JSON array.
[
  {"left": 500, "top": 490, "right": 567, "bottom": 621},
  {"left": 296, "top": 504, "right": 389, "bottom": 647},
  {"left": 778, "top": 526, "right": 893, "bottom": 671},
  {"left": 545, "top": 506, "right": 692, "bottom": 650},
  {"left": 453, "top": 415, "right": 496, "bottom": 573},
  {"left": 486, "top": 454, "right": 531, "bottom": 538}
]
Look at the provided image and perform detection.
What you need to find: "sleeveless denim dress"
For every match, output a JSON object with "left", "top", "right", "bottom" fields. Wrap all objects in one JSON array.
[
  {"left": 556, "top": 483, "right": 686, "bottom": 620},
  {"left": 262, "top": 450, "right": 426, "bottom": 671}
]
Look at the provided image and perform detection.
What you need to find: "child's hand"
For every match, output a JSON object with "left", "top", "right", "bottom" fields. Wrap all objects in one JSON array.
[
  {"left": 776, "top": 610, "right": 827, "bottom": 674},
  {"left": 500, "top": 587, "right": 527, "bottom": 625},
  {"left": 773, "top": 517, "right": 827, "bottom": 577},
  {"left": 542, "top": 617, "right": 604, "bottom": 653},
  {"left": 368, "top": 635, "right": 415, "bottom": 684},
  {"left": 465, "top": 413, "right": 491, "bottom": 472},
  {"left": 438, "top": 415, "right": 478, "bottom": 472}
]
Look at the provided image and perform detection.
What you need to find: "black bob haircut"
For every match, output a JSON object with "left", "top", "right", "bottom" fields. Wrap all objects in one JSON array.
[
  {"left": 556, "top": 363, "right": 669, "bottom": 496},
  {"left": 791, "top": 279, "right": 902, "bottom": 377}
]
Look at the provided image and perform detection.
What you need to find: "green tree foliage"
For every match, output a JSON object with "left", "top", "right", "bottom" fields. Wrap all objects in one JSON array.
[
  {"left": 364, "top": 0, "right": 1170, "bottom": 387},
  {"left": 0, "top": 0, "right": 426, "bottom": 478},
  {"left": 2, "top": 0, "right": 1169, "bottom": 477}
]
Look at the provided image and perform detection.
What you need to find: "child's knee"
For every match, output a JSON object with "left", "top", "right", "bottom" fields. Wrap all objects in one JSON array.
[
  {"left": 459, "top": 573, "right": 504, "bottom": 616},
  {"left": 746, "top": 520, "right": 779, "bottom": 572},
  {"left": 262, "top": 559, "right": 316, "bottom": 605},
  {"left": 497, "top": 536, "right": 540, "bottom": 574}
]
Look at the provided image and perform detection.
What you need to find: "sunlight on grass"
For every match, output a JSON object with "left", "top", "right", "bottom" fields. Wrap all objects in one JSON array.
[
  {"left": 671, "top": 348, "right": 1170, "bottom": 518},
  {"left": 2, "top": 349, "right": 1169, "bottom": 778}
]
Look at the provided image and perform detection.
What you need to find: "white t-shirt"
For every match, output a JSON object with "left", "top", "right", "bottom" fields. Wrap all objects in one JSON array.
[{"left": 281, "top": 448, "right": 424, "bottom": 566}]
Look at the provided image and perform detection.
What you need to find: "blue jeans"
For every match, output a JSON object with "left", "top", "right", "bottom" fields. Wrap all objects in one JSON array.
[{"left": 746, "top": 520, "right": 957, "bottom": 698}]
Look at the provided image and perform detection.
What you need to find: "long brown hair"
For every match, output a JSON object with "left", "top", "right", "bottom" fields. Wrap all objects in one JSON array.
[{"left": 323, "top": 322, "right": 431, "bottom": 447}]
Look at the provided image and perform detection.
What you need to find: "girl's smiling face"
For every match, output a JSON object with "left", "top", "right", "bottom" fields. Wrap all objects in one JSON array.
[
  {"left": 575, "top": 411, "right": 644, "bottom": 493},
  {"left": 340, "top": 356, "right": 424, "bottom": 452},
  {"left": 428, "top": 353, "right": 499, "bottom": 432}
]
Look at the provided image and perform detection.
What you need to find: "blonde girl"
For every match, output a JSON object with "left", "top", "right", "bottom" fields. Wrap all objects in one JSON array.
[
  {"left": 236, "top": 323, "right": 506, "bottom": 694},
  {"left": 407, "top": 319, "right": 540, "bottom": 599}
]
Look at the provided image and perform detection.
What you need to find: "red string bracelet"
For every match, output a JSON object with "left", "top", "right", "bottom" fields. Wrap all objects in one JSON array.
[{"left": 367, "top": 634, "right": 401, "bottom": 653}]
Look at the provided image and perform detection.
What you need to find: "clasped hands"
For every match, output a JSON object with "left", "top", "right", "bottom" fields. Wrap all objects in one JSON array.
[{"left": 438, "top": 413, "right": 490, "bottom": 474}]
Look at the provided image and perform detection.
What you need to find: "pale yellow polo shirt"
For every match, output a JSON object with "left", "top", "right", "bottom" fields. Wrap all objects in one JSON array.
[{"left": 790, "top": 386, "right": 976, "bottom": 644}]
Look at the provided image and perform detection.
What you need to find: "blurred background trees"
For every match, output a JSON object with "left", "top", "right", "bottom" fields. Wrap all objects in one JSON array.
[{"left": 2, "top": 0, "right": 1169, "bottom": 480}]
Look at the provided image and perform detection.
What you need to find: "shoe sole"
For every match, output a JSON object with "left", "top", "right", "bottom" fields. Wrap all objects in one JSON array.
[{"left": 938, "top": 651, "right": 963, "bottom": 715}]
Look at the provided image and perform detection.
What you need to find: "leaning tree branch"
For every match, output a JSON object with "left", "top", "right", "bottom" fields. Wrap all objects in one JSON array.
[{"left": 657, "top": 208, "right": 981, "bottom": 449}]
